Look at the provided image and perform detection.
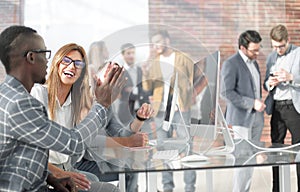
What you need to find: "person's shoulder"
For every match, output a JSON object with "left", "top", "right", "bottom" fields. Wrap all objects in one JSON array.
[
  {"left": 31, "top": 83, "right": 47, "bottom": 93},
  {"left": 7, "top": 90, "right": 45, "bottom": 115},
  {"left": 223, "top": 52, "right": 239, "bottom": 65},
  {"left": 0, "top": 77, "right": 43, "bottom": 111},
  {"left": 175, "top": 51, "right": 191, "bottom": 59},
  {"left": 291, "top": 44, "right": 298, "bottom": 50},
  {"left": 288, "top": 47, "right": 300, "bottom": 61},
  {"left": 1, "top": 79, "right": 29, "bottom": 101},
  {"left": 0, "top": 82, "right": 22, "bottom": 111},
  {"left": 31, "top": 83, "right": 48, "bottom": 97},
  {"left": 266, "top": 50, "right": 277, "bottom": 59},
  {"left": 228, "top": 52, "right": 240, "bottom": 60},
  {"left": 30, "top": 84, "right": 48, "bottom": 106},
  {"left": 291, "top": 46, "right": 300, "bottom": 53},
  {"left": 175, "top": 51, "right": 194, "bottom": 66}
]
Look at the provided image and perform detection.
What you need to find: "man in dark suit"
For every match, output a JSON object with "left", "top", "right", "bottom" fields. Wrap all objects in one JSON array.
[{"left": 221, "top": 30, "right": 265, "bottom": 192}]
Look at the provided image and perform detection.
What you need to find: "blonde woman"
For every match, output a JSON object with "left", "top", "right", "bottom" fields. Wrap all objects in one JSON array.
[{"left": 31, "top": 43, "right": 153, "bottom": 191}]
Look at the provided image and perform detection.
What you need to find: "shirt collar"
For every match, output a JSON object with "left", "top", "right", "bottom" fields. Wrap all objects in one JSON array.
[
  {"left": 238, "top": 50, "right": 251, "bottom": 64},
  {"left": 56, "top": 91, "right": 72, "bottom": 107},
  {"left": 124, "top": 62, "right": 136, "bottom": 70},
  {"left": 278, "top": 43, "right": 293, "bottom": 57}
]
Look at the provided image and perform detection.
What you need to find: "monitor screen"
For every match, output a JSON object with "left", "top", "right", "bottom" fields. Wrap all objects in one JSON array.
[{"left": 190, "top": 51, "right": 220, "bottom": 139}]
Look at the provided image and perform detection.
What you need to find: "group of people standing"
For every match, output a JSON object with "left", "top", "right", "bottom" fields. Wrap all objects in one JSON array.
[{"left": 221, "top": 24, "right": 300, "bottom": 192}]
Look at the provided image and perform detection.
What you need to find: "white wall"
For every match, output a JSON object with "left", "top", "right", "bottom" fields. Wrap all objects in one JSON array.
[{"left": 24, "top": 0, "right": 149, "bottom": 62}]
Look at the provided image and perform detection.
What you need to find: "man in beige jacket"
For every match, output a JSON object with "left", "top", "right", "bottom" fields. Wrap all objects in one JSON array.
[{"left": 142, "top": 29, "right": 195, "bottom": 192}]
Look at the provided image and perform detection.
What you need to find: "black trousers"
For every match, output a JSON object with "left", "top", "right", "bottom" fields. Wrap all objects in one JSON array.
[{"left": 271, "top": 100, "right": 300, "bottom": 192}]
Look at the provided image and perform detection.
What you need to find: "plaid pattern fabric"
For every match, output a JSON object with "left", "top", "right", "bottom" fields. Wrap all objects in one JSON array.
[{"left": 0, "top": 75, "right": 107, "bottom": 191}]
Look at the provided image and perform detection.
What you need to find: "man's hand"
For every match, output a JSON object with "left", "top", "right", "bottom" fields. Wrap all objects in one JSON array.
[
  {"left": 268, "top": 75, "right": 280, "bottom": 87},
  {"left": 136, "top": 103, "right": 154, "bottom": 119},
  {"left": 130, "top": 103, "right": 154, "bottom": 133},
  {"left": 94, "top": 62, "right": 126, "bottom": 108},
  {"left": 49, "top": 163, "right": 90, "bottom": 191},
  {"left": 254, "top": 99, "right": 266, "bottom": 112},
  {"left": 272, "top": 68, "right": 293, "bottom": 83},
  {"left": 128, "top": 132, "right": 149, "bottom": 147},
  {"left": 56, "top": 171, "right": 91, "bottom": 191},
  {"left": 47, "top": 174, "right": 77, "bottom": 192}
]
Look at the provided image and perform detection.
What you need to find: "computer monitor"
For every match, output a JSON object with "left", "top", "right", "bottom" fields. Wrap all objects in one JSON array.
[
  {"left": 159, "top": 50, "right": 234, "bottom": 154},
  {"left": 162, "top": 72, "right": 191, "bottom": 144},
  {"left": 190, "top": 51, "right": 220, "bottom": 139},
  {"left": 190, "top": 51, "right": 234, "bottom": 154},
  {"left": 162, "top": 51, "right": 219, "bottom": 134}
]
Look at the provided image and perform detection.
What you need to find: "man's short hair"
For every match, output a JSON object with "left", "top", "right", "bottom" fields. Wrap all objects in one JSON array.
[
  {"left": 238, "top": 30, "right": 262, "bottom": 49},
  {"left": 0, "top": 25, "right": 37, "bottom": 73},
  {"left": 270, "top": 24, "right": 289, "bottom": 42},
  {"left": 120, "top": 43, "right": 135, "bottom": 54},
  {"left": 150, "top": 29, "right": 170, "bottom": 40}
]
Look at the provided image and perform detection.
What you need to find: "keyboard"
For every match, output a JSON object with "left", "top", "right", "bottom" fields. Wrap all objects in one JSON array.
[{"left": 152, "top": 150, "right": 179, "bottom": 160}]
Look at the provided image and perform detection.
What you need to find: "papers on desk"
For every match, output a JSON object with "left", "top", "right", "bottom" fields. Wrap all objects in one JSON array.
[
  {"left": 181, "top": 154, "right": 209, "bottom": 162},
  {"left": 148, "top": 139, "right": 157, "bottom": 146},
  {"left": 153, "top": 150, "right": 179, "bottom": 160},
  {"left": 125, "top": 146, "right": 153, "bottom": 151}
]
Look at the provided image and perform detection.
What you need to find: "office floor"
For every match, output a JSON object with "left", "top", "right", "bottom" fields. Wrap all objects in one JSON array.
[{"left": 137, "top": 165, "right": 297, "bottom": 192}]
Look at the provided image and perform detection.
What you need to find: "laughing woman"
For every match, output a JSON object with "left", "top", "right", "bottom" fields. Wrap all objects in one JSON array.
[
  {"left": 31, "top": 43, "right": 119, "bottom": 192},
  {"left": 31, "top": 43, "right": 153, "bottom": 192}
]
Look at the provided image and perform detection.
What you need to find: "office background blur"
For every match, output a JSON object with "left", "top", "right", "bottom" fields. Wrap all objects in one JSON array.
[{"left": 1, "top": 0, "right": 300, "bottom": 144}]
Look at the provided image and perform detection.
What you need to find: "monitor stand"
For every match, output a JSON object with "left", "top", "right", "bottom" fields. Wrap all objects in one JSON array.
[{"left": 204, "top": 104, "right": 235, "bottom": 155}]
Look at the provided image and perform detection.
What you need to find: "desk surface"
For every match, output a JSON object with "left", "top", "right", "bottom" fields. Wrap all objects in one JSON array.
[{"left": 95, "top": 138, "right": 300, "bottom": 174}]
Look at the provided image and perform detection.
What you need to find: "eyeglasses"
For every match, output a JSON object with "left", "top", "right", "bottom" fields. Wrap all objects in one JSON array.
[
  {"left": 61, "top": 56, "right": 86, "bottom": 69},
  {"left": 23, "top": 49, "right": 51, "bottom": 59},
  {"left": 247, "top": 48, "right": 260, "bottom": 54},
  {"left": 272, "top": 44, "right": 286, "bottom": 50}
]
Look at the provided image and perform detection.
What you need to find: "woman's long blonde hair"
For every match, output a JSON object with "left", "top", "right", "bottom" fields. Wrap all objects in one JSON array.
[{"left": 46, "top": 43, "right": 93, "bottom": 125}]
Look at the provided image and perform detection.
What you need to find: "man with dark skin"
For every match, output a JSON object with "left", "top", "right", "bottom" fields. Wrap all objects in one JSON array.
[{"left": 0, "top": 25, "right": 124, "bottom": 192}]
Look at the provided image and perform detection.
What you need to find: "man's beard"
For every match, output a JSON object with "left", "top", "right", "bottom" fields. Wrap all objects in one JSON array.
[
  {"left": 37, "top": 77, "right": 46, "bottom": 84},
  {"left": 160, "top": 46, "right": 168, "bottom": 55}
]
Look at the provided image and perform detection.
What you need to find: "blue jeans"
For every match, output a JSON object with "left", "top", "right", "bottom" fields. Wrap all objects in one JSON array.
[{"left": 155, "top": 110, "right": 196, "bottom": 192}]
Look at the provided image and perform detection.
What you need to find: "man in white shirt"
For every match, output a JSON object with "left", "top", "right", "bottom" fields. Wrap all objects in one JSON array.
[
  {"left": 264, "top": 24, "right": 300, "bottom": 192},
  {"left": 142, "top": 30, "right": 195, "bottom": 192}
]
